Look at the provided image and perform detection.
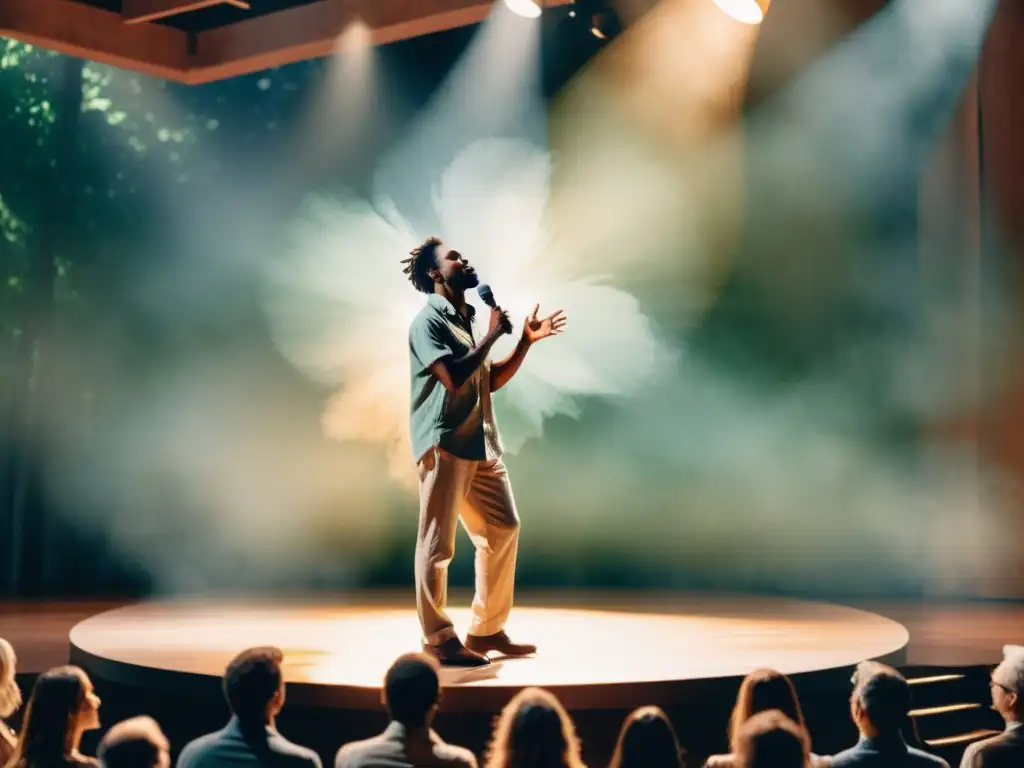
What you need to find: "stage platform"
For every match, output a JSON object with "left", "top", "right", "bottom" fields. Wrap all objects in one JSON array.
[{"left": 67, "top": 593, "right": 910, "bottom": 712}]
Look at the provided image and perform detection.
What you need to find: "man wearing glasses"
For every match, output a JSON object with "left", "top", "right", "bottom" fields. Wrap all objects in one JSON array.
[{"left": 960, "top": 645, "right": 1024, "bottom": 768}]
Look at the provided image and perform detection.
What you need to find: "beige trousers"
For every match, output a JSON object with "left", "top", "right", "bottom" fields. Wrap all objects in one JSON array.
[{"left": 415, "top": 446, "right": 521, "bottom": 646}]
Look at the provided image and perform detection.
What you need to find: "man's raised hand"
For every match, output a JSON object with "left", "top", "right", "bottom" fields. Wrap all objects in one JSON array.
[{"left": 523, "top": 305, "right": 567, "bottom": 344}]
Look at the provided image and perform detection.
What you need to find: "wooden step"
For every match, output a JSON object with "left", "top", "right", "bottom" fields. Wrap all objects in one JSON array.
[
  {"left": 897, "top": 666, "right": 1002, "bottom": 765},
  {"left": 905, "top": 672, "right": 989, "bottom": 710},
  {"left": 908, "top": 674, "right": 966, "bottom": 686},
  {"left": 910, "top": 703, "right": 982, "bottom": 717},
  {"left": 911, "top": 703, "right": 1000, "bottom": 741},
  {"left": 927, "top": 729, "right": 1001, "bottom": 747}
]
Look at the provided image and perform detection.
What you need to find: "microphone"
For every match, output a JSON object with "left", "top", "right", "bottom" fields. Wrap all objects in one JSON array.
[
  {"left": 477, "top": 284, "right": 496, "bottom": 308},
  {"left": 477, "top": 284, "right": 511, "bottom": 335}
]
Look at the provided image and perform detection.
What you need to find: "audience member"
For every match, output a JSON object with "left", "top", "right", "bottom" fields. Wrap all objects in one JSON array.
[
  {"left": 959, "top": 645, "right": 1024, "bottom": 768},
  {"left": 705, "top": 669, "right": 825, "bottom": 768},
  {"left": 830, "top": 661, "right": 947, "bottom": 768},
  {"left": 335, "top": 652, "right": 475, "bottom": 768},
  {"left": 609, "top": 705, "right": 686, "bottom": 768},
  {"left": 5, "top": 665, "right": 101, "bottom": 768},
  {"left": 484, "top": 687, "right": 585, "bottom": 768},
  {"left": 176, "top": 647, "right": 320, "bottom": 768},
  {"left": 0, "top": 639, "right": 22, "bottom": 767},
  {"left": 6, "top": 632, "right": 1012, "bottom": 768},
  {"left": 734, "top": 710, "right": 809, "bottom": 768},
  {"left": 97, "top": 717, "right": 169, "bottom": 768}
]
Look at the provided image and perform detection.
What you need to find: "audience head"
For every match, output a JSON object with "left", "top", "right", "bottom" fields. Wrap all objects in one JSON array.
[
  {"left": 383, "top": 653, "right": 441, "bottom": 727},
  {"left": 97, "top": 717, "right": 169, "bottom": 768},
  {"left": 609, "top": 706, "right": 685, "bottom": 768},
  {"left": 486, "top": 687, "right": 585, "bottom": 768},
  {"left": 729, "top": 669, "right": 805, "bottom": 751},
  {"left": 223, "top": 647, "right": 285, "bottom": 725},
  {"left": 850, "top": 661, "right": 912, "bottom": 739},
  {"left": 990, "top": 645, "right": 1024, "bottom": 722},
  {"left": 734, "top": 710, "right": 809, "bottom": 768},
  {"left": 0, "top": 638, "right": 21, "bottom": 719},
  {"left": 10, "top": 666, "right": 101, "bottom": 766}
]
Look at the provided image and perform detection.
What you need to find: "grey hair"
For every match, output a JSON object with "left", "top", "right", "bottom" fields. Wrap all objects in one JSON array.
[{"left": 998, "top": 645, "right": 1024, "bottom": 696}]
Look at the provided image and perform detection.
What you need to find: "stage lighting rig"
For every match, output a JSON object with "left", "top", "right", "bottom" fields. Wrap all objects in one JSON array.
[
  {"left": 566, "top": 0, "right": 621, "bottom": 41},
  {"left": 711, "top": 0, "right": 771, "bottom": 24},
  {"left": 504, "top": 0, "right": 543, "bottom": 18}
]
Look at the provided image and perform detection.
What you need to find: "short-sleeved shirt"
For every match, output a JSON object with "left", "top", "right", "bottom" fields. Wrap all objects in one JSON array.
[{"left": 409, "top": 294, "right": 502, "bottom": 463}]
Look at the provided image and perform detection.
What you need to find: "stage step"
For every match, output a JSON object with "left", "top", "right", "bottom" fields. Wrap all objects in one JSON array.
[
  {"left": 905, "top": 669, "right": 986, "bottom": 709},
  {"left": 908, "top": 676, "right": 972, "bottom": 709},
  {"left": 911, "top": 703, "right": 982, "bottom": 717},
  {"left": 910, "top": 703, "right": 989, "bottom": 741},
  {"left": 926, "top": 729, "right": 1003, "bottom": 766},
  {"left": 927, "top": 729, "right": 1002, "bottom": 748},
  {"left": 909, "top": 674, "right": 966, "bottom": 686},
  {"left": 901, "top": 666, "right": 1004, "bottom": 765}
]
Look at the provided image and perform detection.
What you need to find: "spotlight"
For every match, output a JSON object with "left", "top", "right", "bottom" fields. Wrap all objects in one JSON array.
[
  {"left": 711, "top": 0, "right": 771, "bottom": 24},
  {"left": 504, "top": 0, "right": 542, "bottom": 18},
  {"left": 589, "top": 10, "right": 619, "bottom": 40},
  {"left": 566, "top": 0, "right": 620, "bottom": 41}
]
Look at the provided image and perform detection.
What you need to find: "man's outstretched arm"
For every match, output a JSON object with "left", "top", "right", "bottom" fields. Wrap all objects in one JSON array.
[
  {"left": 490, "top": 334, "right": 532, "bottom": 393},
  {"left": 491, "top": 304, "right": 566, "bottom": 392}
]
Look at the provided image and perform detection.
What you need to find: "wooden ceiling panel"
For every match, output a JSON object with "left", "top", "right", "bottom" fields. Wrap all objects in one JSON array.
[
  {"left": 122, "top": 0, "right": 250, "bottom": 26},
  {"left": 0, "top": 0, "right": 190, "bottom": 80},
  {"left": 0, "top": 0, "right": 569, "bottom": 84}
]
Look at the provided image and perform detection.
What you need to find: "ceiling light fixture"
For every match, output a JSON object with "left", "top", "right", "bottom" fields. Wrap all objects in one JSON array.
[
  {"left": 504, "top": 0, "right": 542, "bottom": 18},
  {"left": 711, "top": 0, "right": 771, "bottom": 25}
]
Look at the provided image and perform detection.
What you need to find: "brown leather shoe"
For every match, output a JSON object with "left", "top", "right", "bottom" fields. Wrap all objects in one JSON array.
[
  {"left": 465, "top": 630, "right": 537, "bottom": 657},
  {"left": 422, "top": 638, "right": 491, "bottom": 667}
]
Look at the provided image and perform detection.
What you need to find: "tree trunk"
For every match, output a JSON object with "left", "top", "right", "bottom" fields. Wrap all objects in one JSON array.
[{"left": 4, "top": 55, "right": 84, "bottom": 596}]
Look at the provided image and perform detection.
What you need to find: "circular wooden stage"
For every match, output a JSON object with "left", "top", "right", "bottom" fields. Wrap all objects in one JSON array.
[{"left": 69, "top": 593, "right": 909, "bottom": 712}]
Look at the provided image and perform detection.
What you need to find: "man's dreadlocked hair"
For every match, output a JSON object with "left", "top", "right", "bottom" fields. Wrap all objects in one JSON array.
[{"left": 401, "top": 236, "right": 442, "bottom": 294}]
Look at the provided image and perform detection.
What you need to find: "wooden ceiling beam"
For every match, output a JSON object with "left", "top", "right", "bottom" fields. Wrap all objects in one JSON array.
[
  {"left": 0, "top": 0, "right": 191, "bottom": 81},
  {"left": 187, "top": 0, "right": 571, "bottom": 84},
  {"left": 122, "top": 0, "right": 251, "bottom": 26},
  {"left": 1, "top": 0, "right": 570, "bottom": 85},
  {"left": 188, "top": 0, "right": 494, "bottom": 83}
]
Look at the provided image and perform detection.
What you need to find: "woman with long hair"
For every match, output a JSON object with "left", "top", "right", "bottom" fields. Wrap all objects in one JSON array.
[
  {"left": 734, "top": 710, "right": 810, "bottom": 768},
  {"left": 485, "top": 687, "right": 586, "bottom": 768},
  {"left": 609, "top": 706, "right": 686, "bottom": 768},
  {"left": 4, "top": 666, "right": 101, "bottom": 768},
  {"left": 0, "top": 639, "right": 22, "bottom": 767},
  {"left": 705, "top": 669, "right": 825, "bottom": 768}
]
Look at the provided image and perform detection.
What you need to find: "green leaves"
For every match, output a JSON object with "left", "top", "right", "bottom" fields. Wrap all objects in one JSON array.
[
  {"left": 86, "top": 97, "right": 113, "bottom": 112},
  {"left": 0, "top": 194, "right": 29, "bottom": 245}
]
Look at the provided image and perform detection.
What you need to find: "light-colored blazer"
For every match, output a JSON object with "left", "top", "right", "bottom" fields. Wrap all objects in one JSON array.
[{"left": 959, "top": 724, "right": 1024, "bottom": 768}]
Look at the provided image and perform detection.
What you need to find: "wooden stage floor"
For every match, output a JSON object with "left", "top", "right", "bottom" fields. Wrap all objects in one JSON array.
[
  {"left": 1, "top": 592, "right": 1019, "bottom": 767},
  {"left": 63, "top": 595, "right": 908, "bottom": 710},
  {"left": 1, "top": 592, "right": 1020, "bottom": 697}
]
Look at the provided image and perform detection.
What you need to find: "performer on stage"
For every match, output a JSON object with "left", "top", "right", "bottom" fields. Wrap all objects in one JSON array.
[{"left": 402, "top": 237, "right": 567, "bottom": 667}]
